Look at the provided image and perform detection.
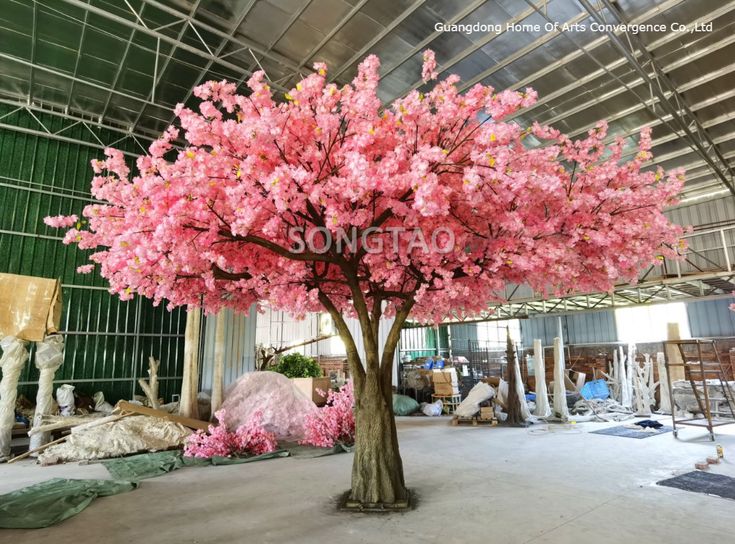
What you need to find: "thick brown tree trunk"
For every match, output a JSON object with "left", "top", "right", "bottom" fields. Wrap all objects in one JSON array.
[{"left": 346, "top": 350, "right": 408, "bottom": 509}]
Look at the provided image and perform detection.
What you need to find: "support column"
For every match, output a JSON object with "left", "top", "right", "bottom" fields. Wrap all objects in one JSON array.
[
  {"left": 179, "top": 308, "right": 201, "bottom": 419},
  {"left": 210, "top": 310, "right": 226, "bottom": 419},
  {"left": 657, "top": 352, "right": 673, "bottom": 414},
  {"left": 0, "top": 337, "right": 30, "bottom": 460},
  {"left": 533, "top": 339, "right": 551, "bottom": 418},
  {"left": 665, "top": 323, "right": 686, "bottom": 382},
  {"left": 29, "top": 334, "right": 64, "bottom": 452},
  {"left": 553, "top": 337, "right": 569, "bottom": 421}
]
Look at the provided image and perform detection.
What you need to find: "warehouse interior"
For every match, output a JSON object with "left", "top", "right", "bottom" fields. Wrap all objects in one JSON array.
[{"left": 1, "top": 0, "right": 735, "bottom": 541}]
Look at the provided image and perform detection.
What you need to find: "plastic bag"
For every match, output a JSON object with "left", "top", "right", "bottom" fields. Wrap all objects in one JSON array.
[
  {"left": 392, "top": 394, "right": 419, "bottom": 416},
  {"left": 56, "top": 384, "right": 75, "bottom": 416},
  {"left": 420, "top": 399, "right": 443, "bottom": 416},
  {"left": 455, "top": 382, "right": 495, "bottom": 418},
  {"left": 93, "top": 392, "right": 114, "bottom": 414}
]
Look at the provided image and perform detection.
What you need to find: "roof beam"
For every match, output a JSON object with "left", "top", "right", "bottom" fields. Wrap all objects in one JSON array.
[
  {"left": 0, "top": 52, "right": 163, "bottom": 110},
  {"left": 28, "top": 2, "right": 37, "bottom": 104},
  {"left": 129, "top": 0, "right": 204, "bottom": 133},
  {"left": 579, "top": 0, "right": 735, "bottom": 195},
  {"left": 329, "top": 0, "right": 428, "bottom": 81},
  {"left": 57, "top": 0, "right": 287, "bottom": 94},
  {"left": 65, "top": 0, "right": 91, "bottom": 112},
  {"left": 0, "top": 120, "right": 139, "bottom": 157},
  {"left": 505, "top": 0, "right": 690, "bottom": 120},
  {"left": 394, "top": 0, "right": 551, "bottom": 100},
  {"left": 0, "top": 97, "right": 166, "bottom": 151},
  {"left": 135, "top": 0, "right": 298, "bottom": 74},
  {"left": 540, "top": 34, "right": 735, "bottom": 129},
  {"left": 294, "top": 0, "right": 369, "bottom": 73},
  {"left": 161, "top": 0, "right": 254, "bottom": 129},
  {"left": 378, "top": 0, "right": 488, "bottom": 83}
]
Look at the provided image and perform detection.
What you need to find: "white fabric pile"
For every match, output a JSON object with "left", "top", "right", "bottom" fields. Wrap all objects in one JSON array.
[
  {"left": 39, "top": 415, "right": 191, "bottom": 464},
  {"left": 219, "top": 371, "right": 318, "bottom": 441},
  {"left": 455, "top": 382, "right": 495, "bottom": 418},
  {"left": 571, "top": 398, "right": 634, "bottom": 422}
]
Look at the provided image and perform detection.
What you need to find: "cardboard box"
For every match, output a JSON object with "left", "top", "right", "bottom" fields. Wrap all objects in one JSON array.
[
  {"left": 482, "top": 376, "right": 501, "bottom": 387},
  {"left": 292, "top": 377, "right": 331, "bottom": 406},
  {"left": 479, "top": 406, "right": 494, "bottom": 420},
  {"left": 434, "top": 382, "right": 459, "bottom": 396},
  {"left": 432, "top": 368, "right": 458, "bottom": 385},
  {"left": 432, "top": 368, "right": 459, "bottom": 395},
  {"left": 0, "top": 273, "right": 62, "bottom": 341}
]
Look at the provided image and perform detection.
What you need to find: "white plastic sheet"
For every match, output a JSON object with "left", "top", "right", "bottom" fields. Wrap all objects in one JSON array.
[
  {"left": 532, "top": 339, "right": 552, "bottom": 418},
  {"left": 219, "top": 371, "right": 318, "bottom": 441},
  {"left": 553, "top": 337, "right": 569, "bottom": 421},
  {"left": 0, "top": 336, "right": 29, "bottom": 460},
  {"left": 619, "top": 346, "right": 632, "bottom": 409},
  {"left": 30, "top": 334, "right": 64, "bottom": 451},
  {"left": 93, "top": 392, "right": 114, "bottom": 414},
  {"left": 657, "top": 352, "right": 672, "bottom": 414},
  {"left": 38, "top": 415, "right": 191, "bottom": 464},
  {"left": 421, "top": 399, "right": 443, "bottom": 416},
  {"left": 455, "top": 382, "right": 495, "bottom": 418},
  {"left": 512, "top": 355, "right": 532, "bottom": 421}
]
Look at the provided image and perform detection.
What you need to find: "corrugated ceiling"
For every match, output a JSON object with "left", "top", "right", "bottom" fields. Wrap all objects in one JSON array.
[{"left": 1, "top": 0, "right": 734, "bottom": 202}]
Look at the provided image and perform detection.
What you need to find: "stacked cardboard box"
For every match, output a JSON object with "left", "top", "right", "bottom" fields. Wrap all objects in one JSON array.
[{"left": 432, "top": 368, "right": 459, "bottom": 395}]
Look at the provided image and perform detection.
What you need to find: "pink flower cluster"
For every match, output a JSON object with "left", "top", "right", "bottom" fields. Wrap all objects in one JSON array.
[
  {"left": 44, "top": 49, "right": 685, "bottom": 325},
  {"left": 184, "top": 409, "right": 278, "bottom": 458},
  {"left": 44, "top": 214, "right": 78, "bottom": 228},
  {"left": 301, "top": 381, "right": 355, "bottom": 448}
]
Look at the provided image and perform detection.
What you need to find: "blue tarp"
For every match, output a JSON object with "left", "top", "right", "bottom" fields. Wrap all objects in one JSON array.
[{"left": 580, "top": 379, "right": 610, "bottom": 400}]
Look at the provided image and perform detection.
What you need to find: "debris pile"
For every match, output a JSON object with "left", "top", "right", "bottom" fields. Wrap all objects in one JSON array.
[{"left": 38, "top": 415, "right": 191, "bottom": 465}]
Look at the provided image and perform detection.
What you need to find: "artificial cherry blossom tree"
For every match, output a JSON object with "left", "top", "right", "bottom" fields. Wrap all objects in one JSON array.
[{"left": 46, "top": 50, "right": 684, "bottom": 508}]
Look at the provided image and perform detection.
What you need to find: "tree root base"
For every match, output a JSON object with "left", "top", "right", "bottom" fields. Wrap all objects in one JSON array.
[{"left": 338, "top": 490, "right": 413, "bottom": 512}]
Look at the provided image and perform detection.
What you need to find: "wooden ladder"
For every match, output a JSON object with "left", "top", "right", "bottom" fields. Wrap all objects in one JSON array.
[{"left": 665, "top": 339, "right": 735, "bottom": 440}]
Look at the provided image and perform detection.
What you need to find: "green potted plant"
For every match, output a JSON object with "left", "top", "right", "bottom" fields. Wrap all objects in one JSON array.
[{"left": 273, "top": 353, "right": 330, "bottom": 406}]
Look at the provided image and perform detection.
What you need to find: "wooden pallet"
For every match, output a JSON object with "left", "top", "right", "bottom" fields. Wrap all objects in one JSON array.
[
  {"left": 451, "top": 415, "right": 497, "bottom": 426},
  {"left": 432, "top": 393, "right": 462, "bottom": 415}
]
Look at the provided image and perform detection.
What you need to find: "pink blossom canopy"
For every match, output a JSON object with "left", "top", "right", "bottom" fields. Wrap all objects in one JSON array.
[{"left": 49, "top": 52, "right": 684, "bottom": 323}]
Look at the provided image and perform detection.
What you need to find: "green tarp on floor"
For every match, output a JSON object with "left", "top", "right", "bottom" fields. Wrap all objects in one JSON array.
[
  {"left": 0, "top": 444, "right": 353, "bottom": 529},
  {"left": 102, "top": 449, "right": 290, "bottom": 480},
  {"left": 102, "top": 444, "right": 353, "bottom": 480},
  {"left": 0, "top": 478, "right": 138, "bottom": 529}
]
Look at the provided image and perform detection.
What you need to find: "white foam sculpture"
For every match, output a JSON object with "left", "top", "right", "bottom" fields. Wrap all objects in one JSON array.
[
  {"left": 553, "top": 337, "right": 569, "bottom": 421},
  {"left": 532, "top": 339, "right": 551, "bottom": 418}
]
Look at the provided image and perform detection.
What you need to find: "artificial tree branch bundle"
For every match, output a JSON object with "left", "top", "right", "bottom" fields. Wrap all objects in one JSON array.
[{"left": 138, "top": 355, "right": 160, "bottom": 409}]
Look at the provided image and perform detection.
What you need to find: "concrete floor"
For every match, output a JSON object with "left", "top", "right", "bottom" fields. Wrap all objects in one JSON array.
[{"left": 2, "top": 416, "right": 735, "bottom": 543}]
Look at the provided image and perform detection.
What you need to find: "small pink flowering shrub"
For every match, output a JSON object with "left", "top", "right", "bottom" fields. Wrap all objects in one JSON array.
[
  {"left": 184, "top": 409, "right": 278, "bottom": 458},
  {"left": 301, "top": 381, "right": 355, "bottom": 448},
  {"left": 44, "top": 214, "right": 78, "bottom": 228}
]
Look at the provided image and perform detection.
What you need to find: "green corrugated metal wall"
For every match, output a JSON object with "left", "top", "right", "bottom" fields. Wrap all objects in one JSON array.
[
  {"left": 399, "top": 324, "right": 450, "bottom": 359},
  {"left": 0, "top": 104, "right": 185, "bottom": 403}
]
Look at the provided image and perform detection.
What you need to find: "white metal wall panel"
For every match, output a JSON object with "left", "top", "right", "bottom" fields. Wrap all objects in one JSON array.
[
  {"left": 520, "top": 310, "right": 617, "bottom": 346},
  {"left": 201, "top": 305, "right": 257, "bottom": 391},
  {"left": 686, "top": 299, "right": 735, "bottom": 337}
]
